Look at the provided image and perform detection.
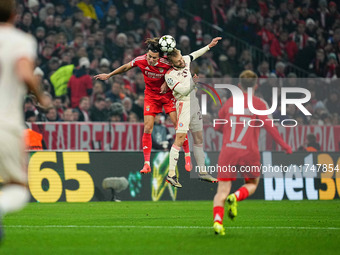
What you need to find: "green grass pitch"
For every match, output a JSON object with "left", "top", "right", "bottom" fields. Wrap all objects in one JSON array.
[{"left": 1, "top": 200, "right": 340, "bottom": 255}]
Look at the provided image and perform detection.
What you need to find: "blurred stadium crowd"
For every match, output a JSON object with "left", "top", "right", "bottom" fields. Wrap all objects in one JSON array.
[{"left": 17, "top": 0, "right": 340, "bottom": 125}]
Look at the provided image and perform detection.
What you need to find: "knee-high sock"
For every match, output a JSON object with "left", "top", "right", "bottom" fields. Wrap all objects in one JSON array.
[
  {"left": 169, "top": 144, "right": 180, "bottom": 177},
  {"left": 0, "top": 185, "right": 30, "bottom": 216},
  {"left": 182, "top": 134, "right": 190, "bottom": 156},
  {"left": 213, "top": 206, "right": 224, "bottom": 224},
  {"left": 193, "top": 144, "right": 205, "bottom": 173},
  {"left": 234, "top": 187, "right": 249, "bottom": 201},
  {"left": 142, "top": 133, "right": 152, "bottom": 163}
]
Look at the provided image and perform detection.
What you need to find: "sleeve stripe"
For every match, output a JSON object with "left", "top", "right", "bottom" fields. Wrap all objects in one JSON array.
[{"left": 172, "top": 82, "right": 180, "bottom": 91}]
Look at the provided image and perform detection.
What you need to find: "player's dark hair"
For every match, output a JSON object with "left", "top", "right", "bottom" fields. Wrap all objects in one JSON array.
[
  {"left": 0, "top": 0, "right": 15, "bottom": 22},
  {"left": 145, "top": 37, "right": 163, "bottom": 57},
  {"left": 239, "top": 70, "right": 258, "bottom": 89}
]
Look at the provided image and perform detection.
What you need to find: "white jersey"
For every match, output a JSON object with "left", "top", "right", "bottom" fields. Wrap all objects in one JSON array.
[
  {"left": 0, "top": 26, "right": 36, "bottom": 135},
  {"left": 165, "top": 55, "right": 197, "bottom": 102},
  {"left": 165, "top": 55, "right": 202, "bottom": 133}
]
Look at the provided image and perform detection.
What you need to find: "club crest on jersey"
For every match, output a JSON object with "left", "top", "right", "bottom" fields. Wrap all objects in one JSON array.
[
  {"left": 158, "top": 68, "right": 164, "bottom": 73},
  {"left": 146, "top": 105, "right": 150, "bottom": 111},
  {"left": 179, "top": 123, "right": 183, "bottom": 127}
]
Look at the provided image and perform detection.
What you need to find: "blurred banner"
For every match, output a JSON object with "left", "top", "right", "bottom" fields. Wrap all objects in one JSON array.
[
  {"left": 25, "top": 151, "right": 339, "bottom": 203},
  {"left": 28, "top": 123, "right": 340, "bottom": 152}
]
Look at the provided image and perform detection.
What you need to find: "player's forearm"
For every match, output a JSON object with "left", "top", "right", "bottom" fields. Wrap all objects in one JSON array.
[
  {"left": 26, "top": 76, "right": 44, "bottom": 103},
  {"left": 17, "top": 58, "right": 44, "bottom": 103},
  {"left": 264, "top": 123, "right": 289, "bottom": 149},
  {"left": 108, "top": 63, "right": 132, "bottom": 78},
  {"left": 174, "top": 81, "right": 195, "bottom": 96},
  {"left": 189, "top": 45, "right": 210, "bottom": 61}
]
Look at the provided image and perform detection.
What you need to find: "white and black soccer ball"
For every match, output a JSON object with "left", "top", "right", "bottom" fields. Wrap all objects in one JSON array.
[{"left": 159, "top": 35, "right": 176, "bottom": 53}]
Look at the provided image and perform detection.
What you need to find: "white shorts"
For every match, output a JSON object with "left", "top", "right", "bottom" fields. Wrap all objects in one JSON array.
[
  {"left": 0, "top": 129, "right": 27, "bottom": 184},
  {"left": 176, "top": 99, "right": 203, "bottom": 133}
]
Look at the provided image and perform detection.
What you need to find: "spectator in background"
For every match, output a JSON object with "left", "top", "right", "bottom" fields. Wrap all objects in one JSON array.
[
  {"left": 77, "top": 0, "right": 98, "bottom": 20},
  {"left": 94, "top": 0, "right": 113, "bottom": 21},
  {"left": 325, "top": 91, "right": 340, "bottom": 114},
  {"left": 89, "top": 97, "right": 108, "bottom": 121},
  {"left": 298, "top": 134, "right": 321, "bottom": 152},
  {"left": 53, "top": 97, "right": 64, "bottom": 119},
  {"left": 76, "top": 96, "right": 90, "bottom": 121},
  {"left": 106, "top": 82, "right": 122, "bottom": 103},
  {"left": 128, "top": 112, "right": 139, "bottom": 123},
  {"left": 270, "top": 30, "right": 298, "bottom": 62},
  {"left": 289, "top": 20, "right": 309, "bottom": 50},
  {"left": 63, "top": 108, "right": 75, "bottom": 121},
  {"left": 46, "top": 107, "right": 60, "bottom": 121},
  {"left": 151, "top": 113, "right": 173, "bottom": 151},
  {"left": 131, "top": 95, "right": 144, "bottom": 121},
  {"left": 101, "top": 5, "right": 120, "bottom": 28},
  {"left": 68, "top": 57, "right": 93, "bottom": 108}
]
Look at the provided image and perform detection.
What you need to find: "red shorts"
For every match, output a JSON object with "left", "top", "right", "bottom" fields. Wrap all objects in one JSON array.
[
  {"left": 217, "top": 150, "right": 261, "bottom": 181},
  {"left": 217, "top": 165, "right": 261, "bottom": 182},
  {"left": 144, "top": 91, "right": 176, "bottom": 116}
]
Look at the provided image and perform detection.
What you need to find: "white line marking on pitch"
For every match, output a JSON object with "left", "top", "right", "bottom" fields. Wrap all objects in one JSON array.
[{"left": 5, "top": 225, "right": 340, "bottom": 230}]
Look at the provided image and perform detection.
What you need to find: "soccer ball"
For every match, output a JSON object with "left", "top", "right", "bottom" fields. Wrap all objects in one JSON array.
[{"left": 159, "top": 35, "right": 176, "bottom": 53}]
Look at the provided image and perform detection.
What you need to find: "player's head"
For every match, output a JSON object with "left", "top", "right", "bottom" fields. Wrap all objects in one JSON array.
[
  {"left": 145, "top": 37, "right": 162, "bottom": 66},
  {"left": 239, "top": 70, "right": 258, "bottom": 91},
  {"left": 167, "top": 49, "right": 185, "bottom": 69},
  {"left": 0, "top": 0, "right": 16, "bottom": 23}
]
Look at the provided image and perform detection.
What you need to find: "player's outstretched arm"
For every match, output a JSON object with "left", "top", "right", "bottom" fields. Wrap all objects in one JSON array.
[
  {"left": 94, "top": 62, "right": 134, "bottom": 80},
  {"left": 189, "top": 37, "right": 222, "bottom": 61}
]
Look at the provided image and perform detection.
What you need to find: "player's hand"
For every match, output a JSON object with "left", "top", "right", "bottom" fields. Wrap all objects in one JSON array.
[
  {"left": 36, "top": 93, "right": 53, "bottom": 112},
  {"left": 94, "top": 73, "right": 110, "bottom": 80},
  {"left": 160, "top": 81, "right": 169, "bottom": 94},
  {"left": 284, "top": 145, "right": 293, "bottom": 154},
  {"left": 208, "top": 37, "right": 222, "bottom": 48},
  {"left": 193, "top": 74, "right": 199, "bottom": 84}
]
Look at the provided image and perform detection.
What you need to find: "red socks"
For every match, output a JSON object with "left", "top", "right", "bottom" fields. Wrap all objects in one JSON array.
[
  {"left": 213, "top": 206, "right": 224, "bottom": 224},
  {"left": 182, "top": 134, "right": 190, "bottom": 154},
  {"left": 142, "top": 133, "right": 152, "bottom": 162},
  {"left": 234, "top": 187, "right": 249, "bottom": 202}
]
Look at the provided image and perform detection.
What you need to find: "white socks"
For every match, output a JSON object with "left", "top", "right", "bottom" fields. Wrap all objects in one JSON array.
[
  {"left": 169, "top": 145, "right": 180, "bottom": 177},
  {"left": 0, "top": 185, "right": 30, "bottom": 216},
  {"left": 193, "top": 144, "right": 206, "bottom": 174}
]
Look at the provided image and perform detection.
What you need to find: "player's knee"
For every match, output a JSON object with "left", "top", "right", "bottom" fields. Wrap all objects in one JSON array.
[{"left": 144, "top": 124, "right": 153, "bottom": 133}]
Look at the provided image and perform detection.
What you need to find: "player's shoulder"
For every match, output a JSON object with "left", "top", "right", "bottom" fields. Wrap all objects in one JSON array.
[
  {"left": 183, "top": 55, "right": 191, "bottom": 63},
  {"left": 1, "top": 26, "right": 34, "bottom": 42},
  {"left": 253, "top": 95, "right": 269, "bottom": 108},
  {"left": 165, "top": 67, "right": 175, "bottom": 76},
  {"left": 159, "top": 57, "right": 171, "bottom": 66},
  {"left": 134, "top": 54, "right": 147, "bottom": 62}
]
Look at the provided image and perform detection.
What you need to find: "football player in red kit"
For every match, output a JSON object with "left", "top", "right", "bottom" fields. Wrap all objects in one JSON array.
[
  {"left": 94, "top": 38, "right": 191, "bottom": 174},
  {"left": 212, "top": 70, "right": 292, "bottom": 235}
]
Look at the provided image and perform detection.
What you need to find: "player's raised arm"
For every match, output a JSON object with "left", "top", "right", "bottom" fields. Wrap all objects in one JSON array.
[
  {"left": 94, "top": 62, "right": 134, "bottom": 80},
  {"left": 189, "top": 37, "right": 222, "bottom": 61}
]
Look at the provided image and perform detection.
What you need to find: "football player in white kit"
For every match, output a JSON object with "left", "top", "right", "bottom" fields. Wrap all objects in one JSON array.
[
  {"left": 164, "top": 37, "right": 221, "bottom": 187},
  {"left": 0, "top": 0, "right": 50, "bottom": 241}
]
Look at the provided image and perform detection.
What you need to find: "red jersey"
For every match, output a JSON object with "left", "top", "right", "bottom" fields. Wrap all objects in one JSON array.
[
  {"left": 216, "top": 93, "right": 289, "bottom": 166},
  {"left": 130, "top": 54, "right": 172, "bottom": 94}
]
